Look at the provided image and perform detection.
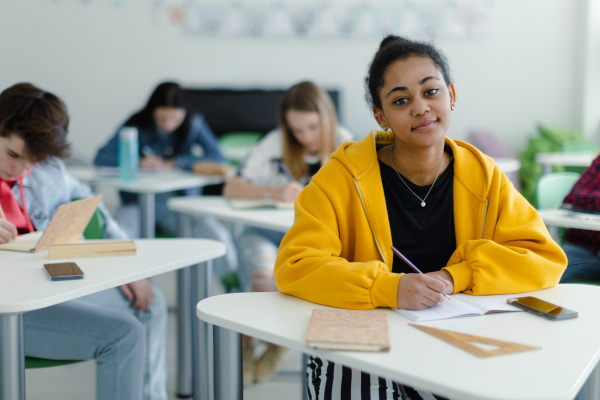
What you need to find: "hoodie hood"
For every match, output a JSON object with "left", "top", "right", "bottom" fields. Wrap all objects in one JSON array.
[{"left": 331, "top": 129, "right": 495, "bottom": 202}]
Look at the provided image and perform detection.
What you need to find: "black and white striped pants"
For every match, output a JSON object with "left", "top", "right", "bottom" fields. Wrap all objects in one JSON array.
[{"left": 306, "top": 356, "right": 450, "bottom": 400}]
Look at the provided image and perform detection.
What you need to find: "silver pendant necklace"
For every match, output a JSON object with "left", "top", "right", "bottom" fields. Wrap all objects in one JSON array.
[{"left": 389, "top": 144, "right": 444, "bottom": 207}]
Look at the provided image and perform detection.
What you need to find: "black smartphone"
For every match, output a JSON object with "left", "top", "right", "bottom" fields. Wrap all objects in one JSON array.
[
  {"left": 507, "top": 296, "right": 578, "bottom": 320},
  {"left": 44, "top": 262, "right": 84, "bottom": 281}
]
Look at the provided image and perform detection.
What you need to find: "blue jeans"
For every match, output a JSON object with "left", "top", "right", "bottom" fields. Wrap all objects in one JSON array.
[
  {"left": 561, "top": 243, "right": 600, "bottom": 282},
  {"left": 237, "top": 227, "right": 285, "bottom": 292},
  {"left": 24, "top": 286, "right": 167, "bottom": 400}
]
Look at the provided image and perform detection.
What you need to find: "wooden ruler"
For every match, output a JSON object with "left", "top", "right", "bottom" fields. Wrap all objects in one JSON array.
[{"left": 409, "top": 324, "right": 541, "bottom": 358}]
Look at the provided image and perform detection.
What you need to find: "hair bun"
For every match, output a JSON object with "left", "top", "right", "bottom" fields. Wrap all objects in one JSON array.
[{"left": 379, "top": 35, "right": 406, "bottom": 51}]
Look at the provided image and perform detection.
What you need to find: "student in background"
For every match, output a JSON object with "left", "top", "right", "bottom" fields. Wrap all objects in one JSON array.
[
  {"left": 223, "top": 81, "right": 353, "bottom": 384},
  {"left": 94, "top": 81, "right": 237, "bottom": 279},
  {"left": 274, "top": 36, "right": 567, "bottom": 399},
  {"left": 559, "top": 155, "right": 600, "bottom": 282},
  {"left": 0, "top": 82, "right": 167, "bottom": 400}
]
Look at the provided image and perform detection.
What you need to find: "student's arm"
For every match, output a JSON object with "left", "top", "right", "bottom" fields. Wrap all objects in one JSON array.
[
  {"left": 562, "top": 156, "right": 600, "bottom": 211},
  {"left": 275, "top": 179, "right": 401, "bottom": 310},
  {"left": 93, "top": 129, "right": 120, "bottom": 167},
  {"left": 223, "top": 176, "right": 302, "bottom": 202},
  {"left": 444, "top": 177, "right": 568, "bottom": 296},
  {"left": 173, "top": 114, "right": 227, "bottom": 170}
]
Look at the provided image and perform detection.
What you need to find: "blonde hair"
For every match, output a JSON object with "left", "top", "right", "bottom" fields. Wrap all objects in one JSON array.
[{"left": 279, "top": 81, "right": 339, "bottom": 180}]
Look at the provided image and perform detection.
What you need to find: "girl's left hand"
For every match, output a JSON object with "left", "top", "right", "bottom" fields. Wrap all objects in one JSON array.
[{"left": 425, "top": 270, "right": 455, "bottom": 295}]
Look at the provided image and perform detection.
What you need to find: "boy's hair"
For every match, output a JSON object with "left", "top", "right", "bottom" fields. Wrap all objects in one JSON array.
[
  {"left": 365, "top": 35, "right": 453, "bottom": 109},
  {"left": 0, "top": 83, "right": 71, "bottom": 162}
]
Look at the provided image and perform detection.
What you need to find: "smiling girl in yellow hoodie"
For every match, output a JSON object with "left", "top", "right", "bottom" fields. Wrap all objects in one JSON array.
[{"left": 274, "top": 35, "right": 567, "bottom": 399}]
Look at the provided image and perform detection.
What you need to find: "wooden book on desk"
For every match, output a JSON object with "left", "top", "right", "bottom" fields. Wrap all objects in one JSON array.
[
  {"left": 48, "top": 240, "right": 137, "bottom": 259},
  {"left": 305, "top": 309, "right": 390, "bottom": 352}
]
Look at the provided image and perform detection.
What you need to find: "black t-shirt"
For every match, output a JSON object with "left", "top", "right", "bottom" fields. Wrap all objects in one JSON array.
[{"left": 379, "top": 151, "right": 456, "bottom": 274}]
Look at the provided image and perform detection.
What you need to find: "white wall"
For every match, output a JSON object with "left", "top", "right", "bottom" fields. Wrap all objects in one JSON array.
[{"left": 0, "top": 0, "right": 592, "bottom": 163}]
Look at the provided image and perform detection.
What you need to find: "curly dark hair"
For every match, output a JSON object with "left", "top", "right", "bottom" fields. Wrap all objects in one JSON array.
[
  {"left": 365, "top": 35, "right": 453, "bottom": 109},
  {"left": 0, "top": 83, "right": 71, "bottom": 162}
]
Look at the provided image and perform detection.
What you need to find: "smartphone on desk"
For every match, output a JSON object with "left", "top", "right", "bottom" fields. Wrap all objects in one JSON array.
[
  {"left": 507, "top": 296, "right": 578, "bottom": 320},
  {"left": 44, "top": 262, "right": 84, "bottom": 281}
]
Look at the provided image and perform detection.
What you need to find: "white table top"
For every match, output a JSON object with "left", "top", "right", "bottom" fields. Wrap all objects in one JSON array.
[
  {"left": 168, "top": 196, "right": 294, "bottom": 233},
  {"left": 67, "top": 166, "right": 222, "bottom": 194},
  {"left": 0, "top": 238, "right": 225, "bottom": 314},
  {"left": 535, "top": 151, "right": 597, "bottom": 167},
  {"left": 538, "top": 208, "right": 600, "bottom": 231},
  {"left": 494, "top": 157, "right": 521, "bottom": 174},
  {"left": 198, "top": 285, "right": 600, "bottom": 400}
]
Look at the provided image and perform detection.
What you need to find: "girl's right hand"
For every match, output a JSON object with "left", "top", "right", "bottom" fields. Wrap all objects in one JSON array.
[
  {"left": 0, "top": 219, "right": 17, "bottom": 244},
  {"left": 396, "top": 273, "right": 451, "bottom": 310},
  {"left": 271, "top": 182, "right": 304, "bottom": 202}
]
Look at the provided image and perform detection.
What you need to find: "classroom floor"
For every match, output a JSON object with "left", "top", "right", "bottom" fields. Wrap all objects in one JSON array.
[{"left": 25, "top": 310, "right": 303, "bottom": 400}]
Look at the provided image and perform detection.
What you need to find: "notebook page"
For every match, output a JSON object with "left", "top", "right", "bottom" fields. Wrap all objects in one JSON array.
[{"left": 393, "top": 297, "right": 484, "bottom": 322}]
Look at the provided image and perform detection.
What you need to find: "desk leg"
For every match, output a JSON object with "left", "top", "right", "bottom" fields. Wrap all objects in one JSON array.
[
  {"left": 177, "top": 266, "right": 193, "bottom": 398},
  {"left": 302, "top": 354, "right": 308, "bottom": 400},
  {"left": 214, "top": 328, "right": 242, "bottom": 400},
  {"left": 0, "top": 314, "right": 25, "bottom": 400},
  {"left": 542, "top": 164, "right": 552, "bottom": 175},
  {"left": 139, "top": 193, "right": 156, "bottom": 238},
  {"left": 177, "top": 213, "right": 193, "bottom": 398},
  {"left": 192, "top": 260, "right": 214, "bottom": 400},
  {"left": 579, "top": 362, "right": 600, "bottom": 400}
]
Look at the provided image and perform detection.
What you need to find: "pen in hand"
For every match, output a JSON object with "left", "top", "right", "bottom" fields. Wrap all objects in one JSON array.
[
  {"left": 391, "top": 246, "right": 451, "bottom": 300},
  {"left": 278, "top": 161, "right": 295, "bottom": 182}
]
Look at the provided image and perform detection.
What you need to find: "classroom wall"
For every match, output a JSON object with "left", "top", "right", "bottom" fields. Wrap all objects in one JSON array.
[{"left": 0, "top": 0, "right": 594, "bottom": 166}]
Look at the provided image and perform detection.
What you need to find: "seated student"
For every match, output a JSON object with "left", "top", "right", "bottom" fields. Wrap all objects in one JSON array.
[
  {"left": 559, "top": 155, "right": 600, "bottom": 282},
  {"left": 223, "top": 81, "right": 353, "bottom": 383},
  {"left": 274, "top": 36, "right": 567, "bottom": 399},
  {"left": 0, "top": 82, "right": 167, "bottom": 400},
  {"left": 94, "top": 81, "right": 237, "bottom": 279}
]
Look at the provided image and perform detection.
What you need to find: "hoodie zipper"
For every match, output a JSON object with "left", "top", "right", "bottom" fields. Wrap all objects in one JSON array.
[
  {"left": 480, "top": 199, "right": 488, "bottom": 239},
  {"left": 353, "top": 178, "right": 387, "bottom": 265}
]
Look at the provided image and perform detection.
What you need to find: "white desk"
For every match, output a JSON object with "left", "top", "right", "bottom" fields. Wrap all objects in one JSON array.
[
  {"left": 167, "top": 196, "right": 294, "bottom": 233},
  {"left": 0, "top": 238, "right": 225, "bottom": 400},
  {"left": 199, "top": 286, "right": 600, "bottom": 400},
  {"left": 494, "top": 157, "right": 521, "bottom": 174},
  {"left": 67, "top": 166, "right": 222, "bottom": 238},
  {"left": 535, "top": 151, "right": 597, "bottom": 175},
  {"left": 538, "top": 208, "right": 600, "bottom": 231}
]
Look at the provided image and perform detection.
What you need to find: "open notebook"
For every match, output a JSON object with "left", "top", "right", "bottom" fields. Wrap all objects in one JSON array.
[
  {"left": 394, "top": 292, "right": 522, "bottom": 322},
  {"left": 0, "top": 195, "right": 102, "bottom": 253}
]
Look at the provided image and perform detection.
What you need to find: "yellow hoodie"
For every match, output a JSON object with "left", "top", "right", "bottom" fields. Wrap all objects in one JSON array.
[{"left": 274, "top": 130, "right": 567, "bottom": 310}]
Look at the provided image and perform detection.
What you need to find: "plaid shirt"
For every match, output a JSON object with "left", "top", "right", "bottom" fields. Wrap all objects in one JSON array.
[{"left": 562, "top": 154, "right": 600, "bottom": 254}]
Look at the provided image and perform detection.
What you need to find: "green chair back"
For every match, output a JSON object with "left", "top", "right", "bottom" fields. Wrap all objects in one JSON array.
[
  {"left": 25, "top": 202, "right": 105, "bottom": 369},
  {"left": 536, "top": 172, "right": 580, "bottom": 209},
  {"left": 219, "top": 131, "right": 263, "bottom": 166}
]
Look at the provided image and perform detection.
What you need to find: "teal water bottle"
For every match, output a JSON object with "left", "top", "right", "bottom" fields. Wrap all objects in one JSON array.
[{"left": 118, "top": 127, "right": 139, "bottom": 182}]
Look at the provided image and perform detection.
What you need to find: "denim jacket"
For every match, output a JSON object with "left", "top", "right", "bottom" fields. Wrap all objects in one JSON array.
[
  {"left": 12, "top": 157, "right": 128, "bottom": 240},
  {"left": 93, "top": 113, "right": 226, "bottom": 170}
]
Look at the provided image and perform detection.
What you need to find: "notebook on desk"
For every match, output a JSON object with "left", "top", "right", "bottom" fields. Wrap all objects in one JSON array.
[
  {"left": 227, "top": 198, "right": 294, "bottom": 210},
  {"left": 0, "top": 195, "right": 103, "bottom": 253}
]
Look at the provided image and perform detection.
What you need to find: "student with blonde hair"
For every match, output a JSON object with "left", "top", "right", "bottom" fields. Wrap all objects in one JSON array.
[{"left": 224, "top": 81, "right": 353, "bottom": 383}]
